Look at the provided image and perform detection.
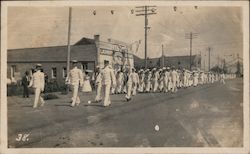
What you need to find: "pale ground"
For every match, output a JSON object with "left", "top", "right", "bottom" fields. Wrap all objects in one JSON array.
[{"left": 7, "top": 78, "right": 243, "bottom": 148}]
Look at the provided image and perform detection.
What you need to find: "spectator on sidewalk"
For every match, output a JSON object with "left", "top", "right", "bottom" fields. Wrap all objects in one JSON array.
[{"left": 21, "top": 71, "right": 30, "bottom": 98}]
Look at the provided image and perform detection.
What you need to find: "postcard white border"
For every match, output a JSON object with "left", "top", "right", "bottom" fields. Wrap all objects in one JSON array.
[{"left": 1, "top": 1, "right": 249, "bottom": 154}]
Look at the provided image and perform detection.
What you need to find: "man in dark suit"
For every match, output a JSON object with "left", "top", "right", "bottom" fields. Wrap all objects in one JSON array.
[{"left": 21, "top": 71, "right": 30, "bottom": 98}]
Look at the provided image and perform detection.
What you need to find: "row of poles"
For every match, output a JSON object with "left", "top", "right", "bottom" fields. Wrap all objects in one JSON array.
[{"left": 65, "top": 6, "right": 203, "bottom": 76}]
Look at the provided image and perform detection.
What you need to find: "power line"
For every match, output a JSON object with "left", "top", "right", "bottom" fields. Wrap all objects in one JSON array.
[
  {"left": 135, "top": 6, "right": 157, "bottom": 69},
  {"left": 185, "top": 32, "right": 198, "bottom": 70}
]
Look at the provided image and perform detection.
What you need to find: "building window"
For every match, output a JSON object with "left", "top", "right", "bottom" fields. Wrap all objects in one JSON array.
[
  {"left": 11, "top": 65, "right": 16, "bottom": 78},
  {"left": 51, "top": 67, "right": 57, "bottom": 79},
  {"left": 82, "top": 63, "right": 88, "bottom": 70},
  {"left": 62, "top": 67, "right": 67, "bottom": 78}
]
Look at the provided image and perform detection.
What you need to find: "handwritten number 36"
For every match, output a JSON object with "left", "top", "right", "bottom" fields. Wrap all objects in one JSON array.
[{"left": 16, "top": 134, "right": 30, "bottom": 141}]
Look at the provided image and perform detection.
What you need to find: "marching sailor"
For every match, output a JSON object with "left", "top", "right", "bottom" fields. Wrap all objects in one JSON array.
[
  {"left": 66, "top": 60, "right": 84, "bottom": 107},
  {"left": 171, "top": 66, "right": 178, "bottom": 93},
  {"left": 138, "top": 69, "right": 145, "bottom": 93},
  {"left": 28, "top": 64, "right": 45, "bottom": 108},
  {"left": 101, "top": 60, "right": 116, "bottom": 107},
  {"left": 145, "top": 70, "right": 152, "bottom": 93},
  {"left": 125, "top": 68, "right": 138, "bottom": 101},
  {"left": 116, "top": 70, "right": 124, "bottom": 94},
  {"left": 152, "top": 68, "right": 159, "bottom": 92},
  {"left": 94, "top": 66, "right": 102, "bottom": 103}
]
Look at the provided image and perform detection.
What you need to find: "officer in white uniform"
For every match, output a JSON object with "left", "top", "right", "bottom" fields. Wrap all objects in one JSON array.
[
  {"left": 171, "top": 67, "right": 178, "bottom": 93},
  {"left": 158, "top": 69, "right": 164, "bottom": 92},
  {"left": 138, "top": 69, "right": 145, "bottom": 93},
  {"left": 164, "top": 67, "right": 171, "bottom": 92},
  {"left": 193, "top": 71, "right": 199, "bottom": 87},
  {"left": 94, "top": 66, "right": 102, "bottom": 102},
  {"left": 116, "top": 70, "right": 124, "bottom": 94},
  {"left": 145, "top": 70, "right": 152, "bottom": 92},
  {"left": 125, "top": 68, "right": 133, "bottom": 101},
  {"left": 66, "top": 60, "right": 83, "bottom": 107},
  {"left": 28, "top": 64, "right": 45, "bottom": 108},
  {"left": 132, "top": 68, "right": 139, "bottom": 96},
  {"left": 152, "top": 68, "right": 160, "bottom": 92},
  {"left": 101, "top": 60, "right": 116, "bottom": 107},
  {"left": 220, "top": 72, "right": 225, "bottom": 84}
]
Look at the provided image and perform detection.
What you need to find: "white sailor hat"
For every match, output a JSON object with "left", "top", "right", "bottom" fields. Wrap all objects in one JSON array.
[
  {"left": 36, "top": 63, "right": 42, "bottom": 67},
  {"left": 162, "top": 67, "right": 166, "bottom": 70},
  {"left": 159, "top": 69, "right": 162, "bottom": 71},
  {"left": 72, "top": 60, "right": 78, "bottom": 63},
  {"left": 85, "top": 70, "right": 93, "bottom": 73},
  {"left": 152, "top": 68, "right": 156, "bottom": 71},
  {"left": 166, "top": 67, "right": 170, "bottom": 70}
]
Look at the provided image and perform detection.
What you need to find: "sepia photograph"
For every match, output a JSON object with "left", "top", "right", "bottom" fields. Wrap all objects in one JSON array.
[{"left": 0, "top": 1, "right": 249, "bottom": 154}]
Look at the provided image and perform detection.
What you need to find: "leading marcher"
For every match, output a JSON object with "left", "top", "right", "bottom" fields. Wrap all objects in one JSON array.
[{"left": 28, "top": 64, "right": 45, "bottom": 108}]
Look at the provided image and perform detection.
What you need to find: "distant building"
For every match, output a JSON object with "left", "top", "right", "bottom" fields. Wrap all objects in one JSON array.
[
  {"left": 134, "top": 55, "right": 201, "bottom": 70},
  {"left": 7, "top": 35, "right": 134, "bottom": 85}
]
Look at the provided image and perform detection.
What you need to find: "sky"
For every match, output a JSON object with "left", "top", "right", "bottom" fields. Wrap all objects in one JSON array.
[{"left": 8, "top": 6, "right": 243, "bottom": 67}]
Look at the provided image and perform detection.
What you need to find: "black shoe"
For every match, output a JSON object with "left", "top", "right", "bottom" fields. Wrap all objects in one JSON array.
[{"left": 126, "top": 98, "right": 132, "bottom": 102}]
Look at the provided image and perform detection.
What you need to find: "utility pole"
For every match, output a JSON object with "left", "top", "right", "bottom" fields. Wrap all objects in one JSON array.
[
  {"left": 236, "top": 53, "right": 240, "bottom": 77},
  {"left": 199, "top": 51, "right": 201, "bottom": 70},
  {"left": 66, "top": 7, "right": 72, "bottom": 77},
  {"left": 203, "top": 53, "right": 206, "bottom": 71},
  {"left": 208, "top": 47, "right": 211, "bottom": 71},
  {"left": 162, "top": 44, "right": 164, "bottom": 67},
  {"left": 185, "top": 32, "right": 198, "bottom": 70},
  {"left": 66, "top": 7, "right": 72, "bottom": 93},
  {"left": 135, "top": 6, "right": 157, "bottom": 69}
]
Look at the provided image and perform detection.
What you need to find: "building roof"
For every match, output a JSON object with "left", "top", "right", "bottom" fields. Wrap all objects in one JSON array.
[
  {"left": 8, "top": 44, "right": 97, "bottom": 62},
  {"left": 134, "top": 55, "right": 201, "bottom": 69},
  {"left": 74, "top": 37, "right": 95, "bottom": 45}
]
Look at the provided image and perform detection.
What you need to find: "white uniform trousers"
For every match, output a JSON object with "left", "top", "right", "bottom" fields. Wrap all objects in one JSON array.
[
  {"left": 172, "top": 80, "right": 177, "bottom": 93},
  {"left": 193, "top": 77, "right": 198, "bottom": 87},
  {"left": 168, "top": 80, "right": 172, "bottom": 91},
  {"left": 116, "top": 82, "right": 123, "bottom": 93},
  {"left": 126, "top": 83, "right": 133, "bottom": 99},
  {"left": 103, "top": 84, "right": 111, "bottom": 106},
  {"left": 33, "top": 88, "right": 45, "bottom": 108},
  {"left": 95, "top": 83, "right": 102, "bottom": 102},
  {"left": 132, "top": 83, "right": 137, "bottom": 96},
  {"left": 159, "top": 81, "right": 164, "bottom": 91},
  {"left": 164, "top": 79, "right": 169, "bottom": 93},
  {"left": 138, "top": 82, "right": 144, "bottom": 92},
  {"left": 71, "top": 84, "right": 80, "bottom": 106},
  {"left": 153, "top": 80, "right": 158, "bottom": 92},
  {"left": 145, "top": 81, "right": 151, "bottom": 92}
]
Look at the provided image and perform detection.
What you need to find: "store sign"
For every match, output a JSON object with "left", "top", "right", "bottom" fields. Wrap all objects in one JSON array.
[{"left": 100, "top": 49, "right": 113, "bottom": 55}]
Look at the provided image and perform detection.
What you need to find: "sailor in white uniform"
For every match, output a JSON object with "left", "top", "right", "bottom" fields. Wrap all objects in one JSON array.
[
  {"left": 101, "top": 60, "right": 116, "bottom": 107},
  {"left": 94, "top": 66, "right": 102, "bottom": 103},
  {"left": 171, "top": 67, "right": 178, "bottom": 93},
  {"left": 66, "top": 60, "right": 84, "bottom": 107},
  {"left": 28, "top": 64, "right": 45, "bottom": 108}
]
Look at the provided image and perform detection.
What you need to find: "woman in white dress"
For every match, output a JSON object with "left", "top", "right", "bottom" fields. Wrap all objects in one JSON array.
[{"left": 82, "top": 71, "right": 92, "bottom": 92}]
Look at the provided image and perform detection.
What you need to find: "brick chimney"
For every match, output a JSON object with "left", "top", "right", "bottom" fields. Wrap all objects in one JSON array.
[{"left": 94, "top": 35, "right": 100, "bottom": 42}]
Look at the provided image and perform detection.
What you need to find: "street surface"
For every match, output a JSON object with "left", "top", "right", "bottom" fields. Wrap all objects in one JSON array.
[{"left": 7, "top": 78, "right": 243, "bottom": 148}]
